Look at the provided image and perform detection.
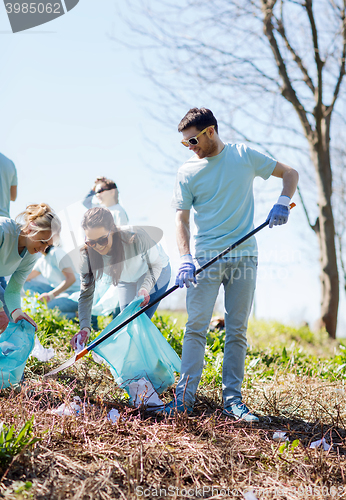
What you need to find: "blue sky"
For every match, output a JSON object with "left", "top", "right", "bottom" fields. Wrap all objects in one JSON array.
[{"left": 1, "top": 0, "right": 345, "bottom": 335}]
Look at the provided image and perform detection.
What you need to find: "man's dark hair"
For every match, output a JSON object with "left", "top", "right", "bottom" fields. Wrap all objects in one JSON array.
[{"left": 178, "top": 108, "right": 218, "bottom": 134}]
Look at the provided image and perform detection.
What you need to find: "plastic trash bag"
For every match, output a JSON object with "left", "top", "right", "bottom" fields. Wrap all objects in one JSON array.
[
  {"left": 0, "top": 320, "right": 35, "bottom": 389},
  {"left": 93, "top": 297, "right": 181, "bottom": 400}
]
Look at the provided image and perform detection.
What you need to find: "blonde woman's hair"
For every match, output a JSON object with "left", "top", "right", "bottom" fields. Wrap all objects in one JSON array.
[{"left": 16, "top": 203, "right": 61, "bottom": 242}]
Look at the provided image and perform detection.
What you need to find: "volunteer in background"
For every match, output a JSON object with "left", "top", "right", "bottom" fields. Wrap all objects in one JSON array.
[
  {"left": 24, "top": 245, "right": 80, "bottom": 320},
  {"left": 83, "top": 176, "right": 129, "bottom": 226}
]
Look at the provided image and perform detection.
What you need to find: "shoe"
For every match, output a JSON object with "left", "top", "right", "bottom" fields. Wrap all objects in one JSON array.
[
  {"left": 159, "top": 399, "right": 193, "bottom": 416},
  {"left": 223, "top": 400, "right": 259, "bottom": 422}
]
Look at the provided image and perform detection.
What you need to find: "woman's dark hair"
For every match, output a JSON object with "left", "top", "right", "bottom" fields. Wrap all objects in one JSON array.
[{"left": 81, "top": 207, "right": 125, "bottom": 286}]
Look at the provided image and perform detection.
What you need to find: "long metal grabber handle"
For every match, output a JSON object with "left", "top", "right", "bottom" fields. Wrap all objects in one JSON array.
[
  {"left": 46, "top": 202, "right": 295, "bottom": 374},
  {"left": 78, "top": 202, "right": 296, "bottom": 358}
]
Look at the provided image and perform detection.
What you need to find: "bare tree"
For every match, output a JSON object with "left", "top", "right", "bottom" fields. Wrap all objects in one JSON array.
[{"left": 119, "top": 0, "right": 346, "bottom": 337}]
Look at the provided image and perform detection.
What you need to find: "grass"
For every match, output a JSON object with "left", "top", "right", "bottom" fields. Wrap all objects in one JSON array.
[{"left": 0, "top": 302, "right": 345, "bottom": 498}]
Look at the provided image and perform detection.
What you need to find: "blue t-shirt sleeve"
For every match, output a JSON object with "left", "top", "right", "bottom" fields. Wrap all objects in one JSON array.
[
  {"left": 246, "top": 147, "right": 277, "bottom": 180},
  {"left": 172, "top": 170, "right": 194, "bottom": 210},
  {"left": 11, "top": 163, "right": 18, "bottom": 186}
]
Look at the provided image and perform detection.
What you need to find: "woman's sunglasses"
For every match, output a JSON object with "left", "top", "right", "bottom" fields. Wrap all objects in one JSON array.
[
  {"left": 181, "top": 125, "right": 215, "bottom": 147},
  {"left": 85, "top": 231, "right": 111, "bottom": 248}
]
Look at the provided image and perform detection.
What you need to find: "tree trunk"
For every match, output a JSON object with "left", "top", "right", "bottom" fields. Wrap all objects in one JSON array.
[{"left": 311, "top": 115, "right": 339, "bottom": 338}]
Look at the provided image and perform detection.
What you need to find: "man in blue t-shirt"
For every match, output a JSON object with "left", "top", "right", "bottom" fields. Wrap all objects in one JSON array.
[{"left": 163, "top": 108, "right": 299, "bottom": 422}]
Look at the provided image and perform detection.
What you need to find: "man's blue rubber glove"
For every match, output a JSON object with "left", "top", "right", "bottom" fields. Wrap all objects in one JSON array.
[
  {"left": 267, "top": 196, "right": 291, "bottom": 228},
  {"left": 175, "top": 254, "right": 197, "bottom": 288}
]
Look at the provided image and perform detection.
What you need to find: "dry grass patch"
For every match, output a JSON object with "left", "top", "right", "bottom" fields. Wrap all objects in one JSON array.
[{"left": 0, "top": 375, "right": 345, "bottom": 500}]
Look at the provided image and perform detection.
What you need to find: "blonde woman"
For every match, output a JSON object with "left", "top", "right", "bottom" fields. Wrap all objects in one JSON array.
[{"left": 0, "top": 203, "right": 61, "bottom": 333}]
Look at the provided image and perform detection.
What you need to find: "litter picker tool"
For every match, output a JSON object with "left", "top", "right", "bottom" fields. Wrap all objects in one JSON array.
[{"left": 45, "top": 203, "right": 296, "bottom": 377}]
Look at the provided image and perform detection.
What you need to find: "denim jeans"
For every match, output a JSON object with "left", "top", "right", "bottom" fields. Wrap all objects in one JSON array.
[
  {"left": 118, "top": 263, "right": 171, "bottom": 319},
  {"left": 175, "top": 256, "right": 257, "bottom": 407},
  {"left": 24, "top": 282, "right": 78, "bottom": 320}
]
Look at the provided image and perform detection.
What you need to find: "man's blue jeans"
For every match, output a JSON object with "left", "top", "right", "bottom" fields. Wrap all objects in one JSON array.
[{"left": 175, "top": 256, "right": 257, "bottom": 408}]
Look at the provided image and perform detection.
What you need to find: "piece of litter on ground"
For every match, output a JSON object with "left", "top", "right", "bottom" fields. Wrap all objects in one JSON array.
[
  {"left": 107, "top": 409, "right": 120, "bottom": 423},
  {"left": 75, "top": 334, "right": 85, "bottom": 354},
  {"left": 50, "top": 397, "right": 82, "bottom": 417},
  {"left": 243, "top": 492, "right": 258, "bottom": 500},
  {"left": 128, "top": 377, "right": 163, "bottom": 407},
  {"left": 272, "top": 431, "right": 287, "bottom": 442},
  {"left": 31, "top": 335, "right": 55, "bottom": 362},
  {"left": 310, "top": 437, "right": 332, "bottom": 451}
]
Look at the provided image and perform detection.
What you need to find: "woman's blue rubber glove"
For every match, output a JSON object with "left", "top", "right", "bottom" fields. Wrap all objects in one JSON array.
[
  {"left": 175, "top": 254, "right": 197, "bottom": 288},
  {"left": 267, "top": 195, "right": 291, "bottom": 228}
]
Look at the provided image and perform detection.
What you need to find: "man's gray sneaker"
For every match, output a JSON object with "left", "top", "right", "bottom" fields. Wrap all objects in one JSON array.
[{"left": 223, "top": 401, "right": 259, "bottom": 422}]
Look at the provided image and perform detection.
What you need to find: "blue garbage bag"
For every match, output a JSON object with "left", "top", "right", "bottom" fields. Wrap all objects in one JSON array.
[
  {"left": 93, "top": 297, "right": 181, "bottom": 396},
  {"left": 0, "top": 320, "right": 35, "bottom": 389}
]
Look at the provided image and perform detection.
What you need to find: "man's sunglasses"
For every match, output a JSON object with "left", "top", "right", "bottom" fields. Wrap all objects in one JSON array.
[
  {"left": 181, "top": 125, "right": 215, "bottom": 147},
  {"left": 85, "top": 231, "right": 111, "bottom": 248},
  {"left": 95, "top": 183, "right": 116, "bottom": 195}
]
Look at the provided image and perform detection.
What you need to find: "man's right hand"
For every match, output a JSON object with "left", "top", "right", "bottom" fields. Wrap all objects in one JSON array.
[
  {"left": 0, "top": 309, "right": 9, "bottom": 334},
  {"left": 175, "top": 254, "right": 197, "bottom": 288}
]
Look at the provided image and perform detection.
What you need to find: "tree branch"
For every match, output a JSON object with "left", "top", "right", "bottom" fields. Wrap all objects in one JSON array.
[
  {"left": 304, "top": 0, "right": 324, "bottom": 115},
  {"left": 275, "top": 16, "right": 316, "bottom": 94},
  {"left": 326, "top": 0, "right": 346, "bottom": 115},
  {"left": 261, "top": 0, "right": 314, "bottom": 140}
]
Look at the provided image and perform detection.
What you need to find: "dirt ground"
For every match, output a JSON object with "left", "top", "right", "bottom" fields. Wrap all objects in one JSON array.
[{"left": 0, "top": 373, "right": 345, "bottom": 500}]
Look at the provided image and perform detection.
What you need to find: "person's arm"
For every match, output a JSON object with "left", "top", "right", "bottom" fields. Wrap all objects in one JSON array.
[
  {"left": 70, "top": 279, "right": 94, "bottom": 350},
  {"left": 267, "top": 162, "right": 299, "bottom": 228},
  {"left": 271, "top": 162, "right": 299, "bottom": 198},
  {"left": 4, "top": 253, "right": 37, "bottom": 314},
  {"left": 175, "top": 209, "right": 196, "bottom": 288},
  {"left": 38, "top": 267, "right": 76, "bottom": 303},
  {"left": 176, "top": 209, "right": 191, "bottom": 256},
  {"left": 82, "top": 189, "right": 96, "bottom": 209},
  {"left": 5, "top": 276, "right": 38, "bottom": 331},
  {"left": 10, "top": 185, "right": 17, "bottom": 202},
  {"left": 78, "top": 275, "right": 95, "bottom": 332},
  {"left": 139, "top": 253, "right": 163, "bottom": 294},
  {"left": 26, "top": 270, "right": 41, "bottom": 282}
]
